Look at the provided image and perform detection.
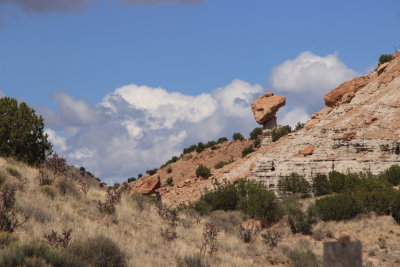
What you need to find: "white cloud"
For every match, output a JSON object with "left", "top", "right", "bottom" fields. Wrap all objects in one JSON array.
[
  {"left": 45, "top": 129, "right": 68, "bottom": 152},
  {"left": 271, "top": 51, "right": 357, "bottom": 94},
  {"left": 42, "top": 80, "right": 261, "bottom": 183},
  {"left": 278, "top": 107, "right": 310, "bottom": 128}
]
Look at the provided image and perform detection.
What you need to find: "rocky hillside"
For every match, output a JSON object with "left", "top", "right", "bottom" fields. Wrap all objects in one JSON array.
[{"left": 133, "top": 51, "right": 400, "bottom": 207}]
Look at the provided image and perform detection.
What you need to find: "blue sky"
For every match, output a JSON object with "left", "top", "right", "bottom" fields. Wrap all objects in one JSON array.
[{"left": 0, "top": 0, "right": 399, "bottom": 183}]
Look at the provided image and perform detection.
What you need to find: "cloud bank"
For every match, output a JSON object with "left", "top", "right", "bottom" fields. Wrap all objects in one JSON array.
[
  {"left": 270, "top": 51, "right": 358, "bottom": 121},
  {"left": 42, "top": 51, "right": 357, "bottom": 184},
  {"left": 43, "top": 79, "right": 262, "bottom": 183}
]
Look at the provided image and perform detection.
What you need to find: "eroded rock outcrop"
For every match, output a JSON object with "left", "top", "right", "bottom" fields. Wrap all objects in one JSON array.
[
  {"left": 132, "top": 175, "right": 160, "bottom": 194},
  {"left": 251, "top": 93, "right": 285, "bottom": 128}
]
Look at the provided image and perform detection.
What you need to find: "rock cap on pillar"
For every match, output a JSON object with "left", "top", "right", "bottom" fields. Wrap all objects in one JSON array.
[{"left": 251, "top": 92, "right": 286, "bottom": 128}]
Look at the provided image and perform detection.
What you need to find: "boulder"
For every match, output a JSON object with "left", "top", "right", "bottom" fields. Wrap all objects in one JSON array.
[
  {"left": 251, "top": 93, "right": 286, "bottom": 126},
  {"left": 132, "top": 175, "right": 160, "bottom": 195},
  {"left": 324, "top": 76, "right": 370, "bottom": 107},
  {"left": 299, "top": 145, "right": 314, "bottom": 156}
]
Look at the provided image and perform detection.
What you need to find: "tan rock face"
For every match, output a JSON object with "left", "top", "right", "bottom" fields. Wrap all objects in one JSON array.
[
  {"left": 132, "top": 175, "right": 160, "bottom": 195},
  {"left": 251, "top": 93, "right": 286, "bottom": 125},
  {"left": 324, "top": 76, "right": 371, "bottom": 107},
  {"left": 299, "top": 145, "right": 314, "bottom": 156}
]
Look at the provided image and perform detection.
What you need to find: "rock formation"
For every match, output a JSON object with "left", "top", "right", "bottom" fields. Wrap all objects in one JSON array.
[
  {"left": 251, "top": 93, "right": 286, "bottom": 129},
  {"left": 250, "top": 51, "right": 400, "bottom": 189}
]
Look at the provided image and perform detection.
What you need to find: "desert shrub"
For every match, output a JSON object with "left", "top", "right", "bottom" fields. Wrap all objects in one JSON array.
[
  {"left": 43, "top": 153, "right": 67, "bottom": 178},
  {"left": 6, "top": 167, "right": 21, "bottom": 179},
  {"left": 44, "top": 229, "right": 72, "bottom": 248},
  {"left": 98, "top": 189, "right": 121, "bottom": 215},
  {"left": 206, "top": 141, "right": 217, "bottom": 148},
  {"left": 217, "top": 137, "right": 228, "bottom": 143},
  {"left": 167, "top": 167, "right": 173, "bottom": 173},
  {"left": 183, "top": 144, "right": 198, "bottom": 154},
  {"left": 196, "top": 165, "right": 211, "bottom": 179},
  {"left": 288, "top": 207, "right": 313, "bottom": 235},
  {"left": 166, "top": 177, "right": 174, "bottom": 186},
  {"left": 70, "top": 235, "right": 126, "bottom": 267},
  {"left": 55, "top": 179, "right": 80, "bottom": 198},
  {"left": 0, "top": 97, "right": 52, "bottom": 166},
  {"left": 381, "top": 164, "right": 400, "bottom": 186},
  {"left": 236, "top": 180, "right": 281, "bottom": 226},
  {"left": 278, "top": 173, "right": 311, "bottom": 198},
  {"left": 328, "top": 171, "right": 362, "bottom": 193},
  {"left": 379, "top": 54, "right": 393, "bottom": 65},
  {"left": 127, "top": 177, "right": 136, "bottom": 183},
  {"left": 239, "top": 220, "right": 261, "bottom": 243},
  {"left": 0, "top": 239, "right": 82, "bottom": 267},
  {"left": 391, "top": 190, "right": 400, "bottom": 224},
  {"left": 250, "top": 127, "right": 263, "bottom": 140},
  {"left": 283, "top": 246, "right": 319, "bottom": 267},
  {"left": 196, "top": 142, "right": 206, "bottom": 153},
  {"left": 312, "top": 174, "right": 331, "bottom": 196},
  {"left": 157, "top": 202, "right": 178, "bottom": 241},
  {"left": 214, "top": 160, "right": 234, "bottom": 169},
  {"left": 38, "top": 169, "right": 55, "bottom": 186},
  {"left": 160, "top": 156, "right": 179, "bottom": 168},
  {"left": 195, "top": 180, "right": 281, "bottom": 226},
  {"left": 200, "top": 223, "right": 219, "bottom": 258},
  {"left": 271, "top": 125, "right": 292, "bottom": 142},
  {"left": 241, "top": 146, "right": 255, "bottom": 157},
  {"left": 40, "top": 185, "right": 56, "bottom": 200},
  {"left": 177, "top": 253, "right": 209, "bottom": 267},
  {"left": 294, "top": 122, "right": 305, "bottom": 131},
  {"left": 146, "top": 168, "right": 158, "bottom": 176},
  {"left": 353, "top": 178, "right": 395, "bottom": 215},
  {"left": 0, "top": 232, "right": 18, "bottom": 248},
  {"left": 315, "top": 192, "right": 361, "bottom": 221},
  {"left": 0, "top": 184, "right": 20, "bottom": 233},
  {"left": 261, "top": 230, "right": 281, "bottom": 248},
  {"left": 253, "top": 139, "right": 261, "bottom": 148},
  {"left": 232, "top": 132, "right": 244, "bottom": 141},
  {"left": 112, "top": 183, "right": 120, "bottom": 190}
]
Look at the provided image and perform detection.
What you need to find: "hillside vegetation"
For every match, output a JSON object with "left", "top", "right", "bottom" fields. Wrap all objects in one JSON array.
[{"left": 1, "top": 157, "right": 400, "bottom": 266}]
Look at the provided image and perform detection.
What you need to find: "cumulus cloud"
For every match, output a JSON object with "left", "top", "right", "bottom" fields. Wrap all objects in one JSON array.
[
  {"left": 42, "top": 80, "right": 262, "bottom": 183},
  {"left": 271, "top": 51, "right": 357, "bottom": 114},
  {"left": 271, "top": 52, "right": 357, "bottom": 94},
  {"left": 279, "top": 107, "right": 310, "bottom": 128}
]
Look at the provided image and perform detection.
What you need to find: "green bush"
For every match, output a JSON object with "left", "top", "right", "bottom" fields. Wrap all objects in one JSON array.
[
  {"left": 214, "top": 160, "right": 234, "bottom": 169},
  {"left": 283, "top": 247, "right": 319, "bottom": 267},
  {"left": 381, "top": 165, "right": 400, "bottom": 186},
  {"left": 1, "top": 239, "right": 82, "bottom": 267},
  {"left": 146, "top": 168, "right": 158, "bottom": 175},
  {"left": 391, "top": 190, "right": 400, "bottom": 224},
  {"left": 195, "top": 165, "right": 211, "bottom": 178},
  {"left": 232, "top": 132, "right": 244, "bottom": 141},
  {"left": 288, "top": 207, "right": 313, "bottom": 235},
  {"left": 167, "top": 167, "right": 173, "bottom": 173},
  {"left": 312, "top": 174, "right": 331, "bottom": 196},
  {"left": 315, "top": 192, "right": 361, "bottom": 221},
  {"left": 194, "top": 180, "right": 281, "bottom": 226},
  {"left": 166, "top": 177, "right": 174, "bottom": 186},
  {"left": 328, "top": 171, "right": 362, "bottom": 193},
  {"left": 271, "top": 126, "right": 292, "bottom": 142},
  {"left": 249, "top": 127, "right": 263, "bottom": 140},
  {"left": 294, "top": 122, "right": 305, "bottom": 131},
  {"left": 196, "top": 142, "right": 205, "bottom": 153},
  {"left": 217, "top": 137, "right": 228, "bottom": 143},
  {"left": 253, "top": 139, "right": 261, "bottom": 147},
  {"left": 278, "top": 173, "right": 311, "bottom": 198},
  {"left": 241, "top": 146, "right": 255, "bottom": 157},
  {"left": 55, "top": 179, "right": 80, "bottom": 198},
  {"left": 69, "top": 235, "right": 126, "bottom": 267},
  {"left": 379, "top": 54, "right": 393, "bottom": 65},
  {"left": 0, "top": 97, "right": 52, "bottom": 166},
  {"left": 127, "top": 177, "right": 136, "bottom": 183}
]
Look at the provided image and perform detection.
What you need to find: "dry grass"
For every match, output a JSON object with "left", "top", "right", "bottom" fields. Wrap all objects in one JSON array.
[{"left": 1, "top": 158, "right": 400, "bottom": 266}]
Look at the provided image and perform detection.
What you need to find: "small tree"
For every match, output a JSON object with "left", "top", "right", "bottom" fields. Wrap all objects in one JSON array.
[
  {"left": 242, "top": 146, "right": 255, "bottom": 157},
  {"left": 217, "top": 137, "right": 228, "bottom": 143},
  {"left": 278, "top": 173, "right": 311, "bottom": 198},
  {"left": 0, "top": 97, "right": 52, "bottom": 166},
  {"left": 196, "top": 165, "right": 211, "bottom": 178},
  {"left": 249, "top": 127, "right": 263, "bottom": 140},
  {"left": 379, "top": 54, "right": 393, "bottom": 65},
  {"left": 271, "top": 126, "right": 292, "bottom": 142},
  {"left": 312, "top": 174, "right": 331, "bottom": 196},
  {"left": 381, "top": 165, "right": 400, "bottom": 186},
  {"left": 232, "top": 132, "right": 244, "bottom": 141}
]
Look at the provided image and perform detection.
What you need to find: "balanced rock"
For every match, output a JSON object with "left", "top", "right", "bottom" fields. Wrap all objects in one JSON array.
[
  {"left": 251, "top": 93, "right": 286, "bottom": 127},
  {"left": 324, "top": 76, "right": 371, "bottom": 107},
  {"left": 132, "top": 175, "right": 160, "bottom": 195}
]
